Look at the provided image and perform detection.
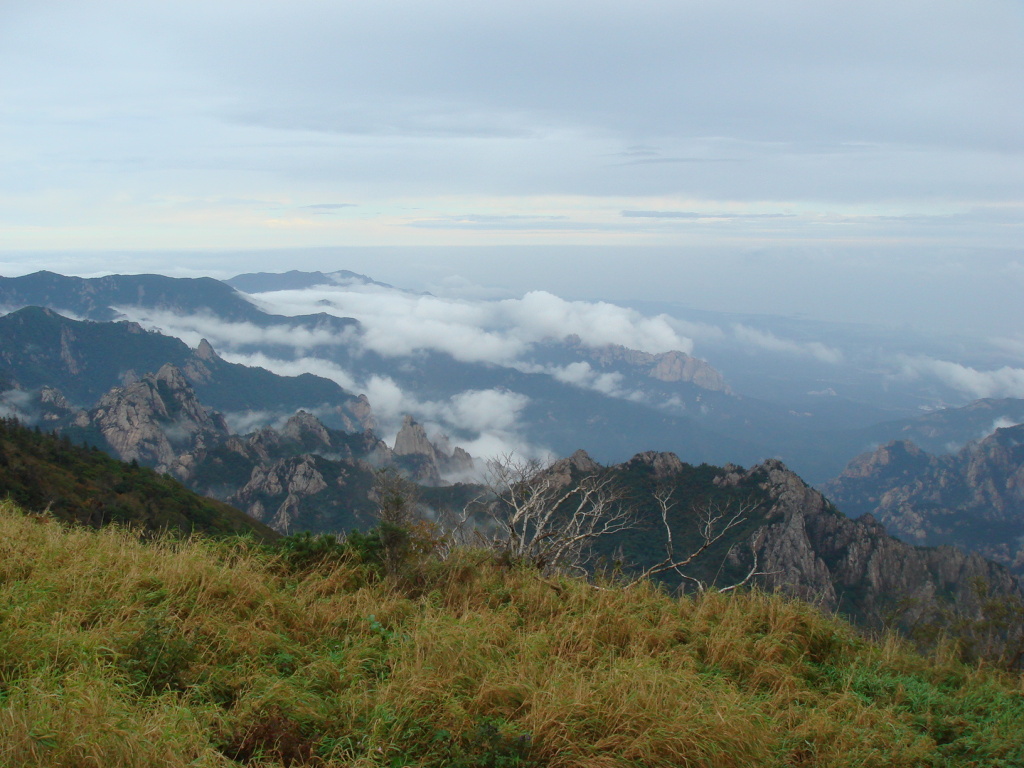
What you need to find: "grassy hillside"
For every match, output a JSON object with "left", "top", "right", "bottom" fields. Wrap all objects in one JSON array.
[
  {"left": 0, "top": 417, "right": 277, "bottom": 541},
  {"left": 0, "top": 501, "right": 1022, "bottom": 767}
]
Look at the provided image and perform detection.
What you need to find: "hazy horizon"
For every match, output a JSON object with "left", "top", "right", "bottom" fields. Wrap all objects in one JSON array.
[{"left": 2, "top": 1, "right": 1022, "bottom": 339}]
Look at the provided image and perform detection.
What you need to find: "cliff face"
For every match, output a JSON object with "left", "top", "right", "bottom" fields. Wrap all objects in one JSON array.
[
  {"left": 43, "top": 368, "right": 398, "bottom": 534},
  {"left": 75, "top": 363, "right": 229, "bottom": 476},
  {"left": 732, "top": 460, "right": 1020, "bottom": 628},
  {"left": 392, "top": 415, "right": 475, "bottom": 484},
  {"left": 822, "top": 425, "right": 1024, "bottom": 574},
  {"left": 230, "top": 454, "right": 375, "bottom": 534}
]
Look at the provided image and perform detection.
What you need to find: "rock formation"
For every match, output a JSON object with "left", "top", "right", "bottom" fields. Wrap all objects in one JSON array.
[
  {"left": 565, "top": 335, "right": 729, "bottom": 392},
  {"left": 731, "top": 459, "right": 1020, "bottom": 628},
  {"left": 392, "top": 415, "right": 476, "bottom": 484},
  {"left": 79, "top": 363, "right": 229, "bottom": 476},
  {"left": 822, "top": 425, "right": 1024, "bottom": 573}
]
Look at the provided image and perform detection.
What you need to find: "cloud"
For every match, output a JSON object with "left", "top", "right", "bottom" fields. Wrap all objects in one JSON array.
[
  {"left": 247, "top": 285, "right": 695, "bottom": 361},
  {"left": 730, "top": 325, "right": 844, "bottom": 364},
  {"left": 898, "top": 356, "right": 1024, "bottom": 399},
  {"left": 520, "top": 361, "right": 626, "bottom": 398},
  {"left": 443, "top": 389, "right": 530, "bottom": 434},
  {"left": 0, "top": 388, "right": 41, "bottom": 423},
  {"left": 221, "top": 409, "right": 292, "bottom": 434},
  {"left": 989, "top": 417, "right": 1021, "bottom": 435},
  {"left": 214, "top": 350, "right": 360, "bottom": 393},
  {"left": 622, "top": 210, "right": 793, "bottom": 220},
  {"left": 361, "top": 374, "right": 544, "bottom": 462},
  {"left": 113, "top": 307, "right": 357, "bottom": 353}
]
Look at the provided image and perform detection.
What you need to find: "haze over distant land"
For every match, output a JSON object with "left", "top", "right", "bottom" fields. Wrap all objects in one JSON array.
[{"left": 1, "top": 1, "right": 1022, "bottom": 336}]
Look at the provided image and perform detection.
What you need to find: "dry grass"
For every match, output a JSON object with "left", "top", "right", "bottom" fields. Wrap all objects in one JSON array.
[{"left": 0, "top": 498, "right": 1021, "bottom": 767}]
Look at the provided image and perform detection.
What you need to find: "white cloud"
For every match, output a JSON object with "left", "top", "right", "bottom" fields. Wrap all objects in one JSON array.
[
  {"left": 221, "top": 409, "right": 291, "bottom": 434},
  {"left": 731, "top": 324, "right": 844, "bottom": 364},
  {"left": 215, "top": 351, "right": 360, "bottom": 393},
  {"left": 442, "top": 389, "right": 530, "bottom": 434},
  {"left": 898, "top": 356, "right": 1024, "bottom": 399},
  {"left": 113, "top": 307, "right": 355, "bottom": 352},
  {"left": 522, "top": 361, "right": 627, "bottom": 398},
  {"left": 0, "top": 389, "right": 37, "bottom": 421},
  {"left": 247, "top": 285, "right": 695, "bottom": 362}
]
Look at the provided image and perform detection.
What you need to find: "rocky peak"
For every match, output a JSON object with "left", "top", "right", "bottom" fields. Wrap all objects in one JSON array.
[
  {"left": 629, "top": 450, "right": 685, "bottom": 478},
  {"left": 155, "top": 362, "right": 189, "bottom": 391},
  {"left": 84, "top": 366, "right": 229, "bottom": 476},
  {"left": 195, "top": 338, "right": 219, "bottom": 362},
  {"left": 281, "top": 410, "right": 332, "bottom": 449},
  {"left": 824, "top": 428, "right": 1024, "bottom": 568},
  {"left": 38, "top": 386, "right": 75, "bottom": 421},
  {"left": 565, "top": 335, "right": 728, "bottom": 393},
  {"left": 716, "top": 460, "right": 1022, "bottom": 626},
  {"left": 390, "top": 414, "right": 476, "bottom": 484},
  {"left": 393, "top": 415, "right": 436, "bottom": 459},
  {"left": 230, "top": 453, "right": 372, "bottom": 534}
]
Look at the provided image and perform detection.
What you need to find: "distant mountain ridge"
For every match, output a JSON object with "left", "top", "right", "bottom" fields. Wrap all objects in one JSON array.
[
  {"left": 0, "top": 270, "right": 266, "bottom": 323},
  {"left": 226, "top": 269, "right": 397, "bottom": 293},
  {"left": 6, "top": 269, "right": 1024, "bottom": 487},
  {"left": 0, "top": 306, "right": 368, "bottom": 424},
  {"left": 0, "top": 272, "right": 776, "bottom": 468},
  {"left": 823, "top": 424, "right": 1024, "bottom": 574}
]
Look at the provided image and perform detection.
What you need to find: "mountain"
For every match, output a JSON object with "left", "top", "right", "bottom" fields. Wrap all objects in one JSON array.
[
  {"left": 226, "top": 268, "right": 397, "bottom": 293},
  {"left": 0, "top": 270, "right": 267, "bottom": 323},
  {"left": 2, "top": 307, "right": 1017, "bottom": 639},
  {"left": 5, "top": 270, "right": 1023, "bottom": 490},
  {"left": 0, "top": 306, "right": 369, "bottom": 427},
  {"left": 822, "top": 425, "right": 1024, "bottom": 574},
  {"left": 852, "top": 397, "right": 1024, "bottom": 456},
  {"left": 9, "top": 354, "right": 472, "bottom": 535},
  {"left": 0, "top": 273, "right": 783, "bottom": 469},
  {"left": 0, "top": 416, "right": 277, "bottom": 540},
  {"left": 567, "top": 451, "right": 1022, "bottom": 632}
]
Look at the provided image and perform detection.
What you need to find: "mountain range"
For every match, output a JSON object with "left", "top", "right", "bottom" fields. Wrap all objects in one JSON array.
[
  {"left": 824, "top": 424, "right": 1024, "bottom": 575},
  {"left": 9, "top": 269, "right": 1019, "bottom": 483}
]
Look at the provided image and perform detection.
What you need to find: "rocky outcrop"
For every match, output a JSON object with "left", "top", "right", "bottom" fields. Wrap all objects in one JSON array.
[
  {"left": 345, "top": 393, "right": 377, "bottom": 432},
  {"left": 726, "top": 459, "right": 1020, "bottom": 627},
  {"left": 566, "top": 335, "right": 728, "bottom": 392},
  {"left": 81, "top": 364, "right": 229, "bottom": 476},
  {"left": 392, "top": 415, "right": 476, "bottom": 484},
  {"left": 38, "top": 386, "right": 77, "bottom": 422},
  {"left": 822, "top": 426, "right": 1024, "bottom": 573},
  {"left": 230, "top": 454, "right": 374, "bottom": 534}
]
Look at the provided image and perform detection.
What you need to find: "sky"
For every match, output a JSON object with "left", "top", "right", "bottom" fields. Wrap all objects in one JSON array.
[{"left": 1, "top": 0, "right": 1023, "bottom": 333}]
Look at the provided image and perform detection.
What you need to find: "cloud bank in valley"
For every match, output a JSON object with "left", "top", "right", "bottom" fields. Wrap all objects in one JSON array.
[
  {"left": 112, "top": 283, "right": 719, "bottom": 462},
  {"left": 897, "top": 357, "right": 1024, "bottom": 400},
  {"left": 247, "top": 286, "right": 696, "bottom": 361}
]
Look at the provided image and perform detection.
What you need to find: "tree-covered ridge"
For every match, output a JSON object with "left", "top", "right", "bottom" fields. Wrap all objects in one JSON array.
[
  {"left": 0, "top": 417, "right": 277, "bottom": 541},
  {"left": 0, "top": 499, "right": 1022, "bottom": 767}
]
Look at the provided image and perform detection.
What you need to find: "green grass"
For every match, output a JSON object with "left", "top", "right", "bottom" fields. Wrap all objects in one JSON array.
[{"left": 0, "top": 498, "right": 1021, "bottom": 767}]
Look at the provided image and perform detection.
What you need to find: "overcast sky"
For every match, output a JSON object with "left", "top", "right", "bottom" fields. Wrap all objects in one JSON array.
[{"left": 1, "top": 0, "right": 1022, "bottom": 333}]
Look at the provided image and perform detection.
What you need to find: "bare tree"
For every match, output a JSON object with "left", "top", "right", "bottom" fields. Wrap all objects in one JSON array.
[
  {"left": 469, "top": 454, "right": 637, "bottom": 576},
  {"left": 467, "top": 454, "right": 770, "bottom": 589},
  {"left": 622, "top": 488, "right": 770, "bottom": 593}
]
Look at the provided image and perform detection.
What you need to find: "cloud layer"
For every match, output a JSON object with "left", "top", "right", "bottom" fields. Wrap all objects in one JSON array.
[
  {"left": 246, "top": 286, "right": 696, "bottom": 361},
  {"left": 2, "top": 0, "right": 1021, "bottom": 262}
]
